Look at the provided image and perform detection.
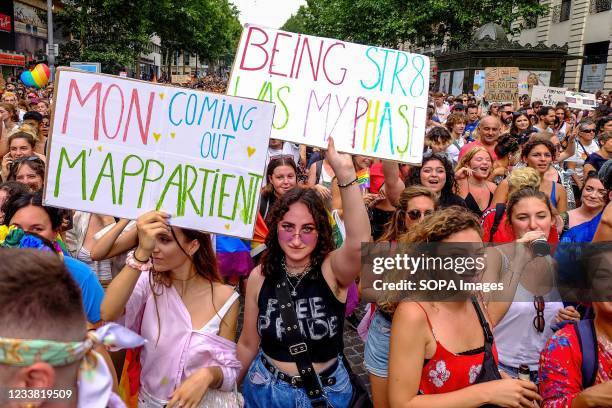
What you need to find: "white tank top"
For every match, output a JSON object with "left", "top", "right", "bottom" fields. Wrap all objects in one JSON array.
[{"left": 493, "top": 272, "right": 563, "bottom": 370}]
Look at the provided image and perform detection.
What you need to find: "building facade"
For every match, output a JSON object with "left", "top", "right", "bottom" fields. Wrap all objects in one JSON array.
[{"left": 512, "top": 0, "right": 612, "bottom": 91}]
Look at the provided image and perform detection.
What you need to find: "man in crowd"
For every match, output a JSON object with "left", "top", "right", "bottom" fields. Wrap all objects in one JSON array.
[
  {"left": 534, "top": 106, "right": 556, "bottom": 133},
  {"left": 433, "top": 92, "right": 450, "bottom": 123},
  {"left": 458, "top": 115, "right": 501, "bottom": 161},
  {"left": 463, "top": 103, "right": 480, "bottom": 141},
  {"left": 499, "top": 103, "right": 515, "bottom": 133}
]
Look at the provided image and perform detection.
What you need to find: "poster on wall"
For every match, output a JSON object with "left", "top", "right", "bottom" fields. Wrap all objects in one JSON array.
[
  {"left": 485, "top": 67, "right": 519, "bottom": 103},
  {"left": 581, "top": 64, "right": 606, "bottom": 92},
  {"left": 439, "top": 72, "right": 451, "bottom": 94},
  {"left": 518, "top": 70, "right": 551, "bottom": 96},
  {"left": 451, "top": 70, "right": 465, "bottom": 96},
  {"left": 473, "top": 69, "right": 486, "bottom": 97},
  {"left": 229, "top": 25, "right": 431, "bottom": 164}
]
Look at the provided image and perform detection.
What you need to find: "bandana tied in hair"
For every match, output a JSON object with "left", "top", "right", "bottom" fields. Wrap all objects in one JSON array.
[{"left": 0, "top": 323, "right": 146, "bottom": 408}]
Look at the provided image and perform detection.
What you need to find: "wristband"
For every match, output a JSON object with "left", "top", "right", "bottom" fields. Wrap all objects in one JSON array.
[
  {"left": 126, "top": 250, "right": 153, "bottom": 272},
  {"left": 133, "top": 251, "right": 149, "bottom": 263},
  {"left": 338, "top": 177, "right": 358, "bottom": 188}
]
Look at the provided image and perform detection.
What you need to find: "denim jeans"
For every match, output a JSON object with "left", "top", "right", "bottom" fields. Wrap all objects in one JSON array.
[
  {"left": 242, "top": 351, "right": 353, "bottom": 408},
  {"left": 363, "top": 310, "right": 391, "bottom": 378},
  {"left": 498, "top": 361, "right": 539, "bottom": 384}
]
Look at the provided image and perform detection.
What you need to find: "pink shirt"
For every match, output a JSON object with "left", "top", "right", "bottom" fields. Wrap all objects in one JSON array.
[{"left": 122, "top": 273, "right": 241, "bottom": 401}]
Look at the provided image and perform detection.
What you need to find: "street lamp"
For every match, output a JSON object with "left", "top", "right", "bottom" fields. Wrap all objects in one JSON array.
[{"left": 47, "top": 0, "right": 55, "bottom": 82}]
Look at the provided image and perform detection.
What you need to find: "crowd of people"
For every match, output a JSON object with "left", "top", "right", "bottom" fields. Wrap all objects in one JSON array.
[{"left": 0, "top": 73, "right": 612, "bottom": 408}]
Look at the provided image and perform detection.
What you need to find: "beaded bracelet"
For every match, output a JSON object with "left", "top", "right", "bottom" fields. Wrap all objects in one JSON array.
[
  {"left": 125, "top": 250, "right": 153, "bottom": 272},
  {"left": 338, "top": 176, "right": 358, "bottom": 188}
]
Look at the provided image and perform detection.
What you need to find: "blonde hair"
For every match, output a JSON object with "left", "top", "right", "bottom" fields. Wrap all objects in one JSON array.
[
  {"left": 507, "top": 167, "right": 540, "bottom": 194},
  {"left": 455, "top": 146, "right": 492, "bottom": 173}
]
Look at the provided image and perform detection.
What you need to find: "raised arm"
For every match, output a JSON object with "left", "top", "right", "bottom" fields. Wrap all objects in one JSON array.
[
  {"left": 100, "top": 212, "right": 170, "bottom": 321},
  {"left": 382, "top": 160, "right": 405, "bottom": 206},
  {"left": 90, "top": 219, "right": 137, "bottom": 260},
  {"left": 327, "top": 138, "right": 371, "bottom": 288}
]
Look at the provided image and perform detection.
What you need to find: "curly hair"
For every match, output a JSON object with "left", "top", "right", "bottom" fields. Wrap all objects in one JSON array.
[
  {"left": 260, "top": 187, "right": 334, "bottom": 280},
  {"left": 521, "top": 139, "right": 555, "bottom": 160},
  {"left": 445, "top": 112, "right": 467, "bottom": 134},
  {"left": 378, "top": 186, "right": 439, "bottom": 242},
  {"left": 398, "top": 206, "right": 483, "bottom": 243},
  {"left": 406, "top": 153, "right": 457, "bottom": 199},
  {"left": 494, "top": 133, "right": 520, "bottom": 159}
]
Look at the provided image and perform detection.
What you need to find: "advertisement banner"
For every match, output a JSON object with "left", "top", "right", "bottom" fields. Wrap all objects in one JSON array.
[
  {"left": 451, "top": 70, "right": 464, "bottom": 96},
  {"left": 229, "top": 24, "right": 430, "bottom": 164},
  {"left": 44, "top": 69, "right": 275, "bottom": 239},
  {"left": 565, "top": 91, "right": 597, "bottom": 110},
  {"left": 518, "top": 70, "right": 551, "bottom": 96},
  {"left": 581, "top": 64, "right": 606, "bottom": 93}
]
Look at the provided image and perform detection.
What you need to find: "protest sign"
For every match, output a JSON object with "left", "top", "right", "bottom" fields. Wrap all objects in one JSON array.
[
  {"left": 565, "top": 91, "right": 597, "bottom": 110},
  {"left": 43, "top": 69, "right": 275, "bottom": 239},
  {"left": 172, "top": 74, "right": 192, "bottom": 84},
  {"left": 531, "top": 85, "right": 567, "bottom": 106},
  {"left": 228, "top": 24, "right": 430, "bottom": 164},
  {"left": 485, "top": 67, "right": 519, "bottom": 103}
]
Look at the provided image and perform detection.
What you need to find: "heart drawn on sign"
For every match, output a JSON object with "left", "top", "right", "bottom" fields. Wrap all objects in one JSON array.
[
  {"left": 247, "top": 147, "right": 256, "bottom": 157},
  {"left": 159, "top": 93, "right": 165, "bottom": 100},
  {"left": 153, "top": 132, "right": 161, "bottom": 142},
  {"left": 224, "top": 224, "right": 231, "bottom": 230},
  {"left": 170, "top": 132, "right": 176, "bottom": 139},
  {"left": 97, "top": 146, "right": 103, "bottom": 152}
]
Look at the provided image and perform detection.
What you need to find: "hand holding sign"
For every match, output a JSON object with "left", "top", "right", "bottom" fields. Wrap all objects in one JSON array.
[{"left": 325, "top": 137, "right": 356, "bottom": 184}]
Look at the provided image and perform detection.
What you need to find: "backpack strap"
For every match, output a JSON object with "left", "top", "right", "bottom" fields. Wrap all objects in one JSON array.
[
  {"left": 575, "top": 319, "right": 598, "bottom": 389},
  {"left": 489, "top": 203, "right": 506, "bottom": 243}
]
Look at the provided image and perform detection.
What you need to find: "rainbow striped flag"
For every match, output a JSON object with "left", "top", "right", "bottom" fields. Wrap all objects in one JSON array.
[{"left": 356, "top": 168, "right": 370, "bottom": 189}]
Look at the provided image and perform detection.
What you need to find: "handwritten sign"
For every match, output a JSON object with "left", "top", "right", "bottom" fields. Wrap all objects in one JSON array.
[
  {"left": 565, "top": 91, "right": 597, "bottom": 110},
  {"left": 531, "top": 85, "right": 567, "bottom": 106},
  {"left": 43, "top": 69, "right": 275, "bottom": 239},
  {"left": 485, "top": 67, "right": 519, "bottom": 103},
  {"left": 172, "top": 74, "right": 192, "bottom": 84},
  {"left": 228, "top": 24, "right": 430, "bottom": 164}
]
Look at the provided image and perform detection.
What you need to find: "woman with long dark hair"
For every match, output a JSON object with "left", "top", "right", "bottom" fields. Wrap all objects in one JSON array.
[
  {"left": 406, "top": 152, "right": 466, "bottom": 209},
  {"left": 101, "top": 211, "right": 242, "bottom": 407},
  {"left": 237, "top": 138, "right": 371, "bottom": 407}
]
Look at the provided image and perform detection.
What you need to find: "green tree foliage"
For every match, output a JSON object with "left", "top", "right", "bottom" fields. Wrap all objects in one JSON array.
[
  {"left": 282, "top": 0, "right": 548, "bottom": 49},
  {"left": 55, "top": 0, "right": 241, "bottom": 74}
]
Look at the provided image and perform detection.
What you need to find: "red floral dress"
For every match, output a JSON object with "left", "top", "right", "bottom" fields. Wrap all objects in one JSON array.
[{"left": 539, "top": 324, "right": 612, "bottom": 408}]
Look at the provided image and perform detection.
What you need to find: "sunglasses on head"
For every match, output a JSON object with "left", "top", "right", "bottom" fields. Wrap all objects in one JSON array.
[
  {"left": 11, "top": 156, "right": 44, "bottom": 166},
  {"left": 269, "top": 154, "right": 294, "bottom": 162},
  {"left": 406, "top": 209, "right": 434, "bottom": 220}
]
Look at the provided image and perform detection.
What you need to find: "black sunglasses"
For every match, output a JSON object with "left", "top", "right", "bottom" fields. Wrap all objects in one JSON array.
[
  {"left": 580, "top": 129, "right": 595, "bottom": 134},
  {"left": 406, "top": 209, "right": 434, "bottom": 221},
  {"left": 533, "top": 295, "right": 545, "bottom": 333},
  {"left": 10, "top": 156, "right": 44, "bottom": 168}
]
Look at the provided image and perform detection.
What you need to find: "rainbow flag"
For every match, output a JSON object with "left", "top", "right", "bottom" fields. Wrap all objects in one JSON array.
[
  {"left": 216, "top": 213, "right": 269, "bottom": 277},
  {"left": 356, "top": 168, "right": 370, "bottom": 190}
]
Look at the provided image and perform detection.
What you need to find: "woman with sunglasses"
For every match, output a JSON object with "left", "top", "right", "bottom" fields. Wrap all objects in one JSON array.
[
  {"left": 388, "top": 206, "right": 541, "bottom": 408},
  {"left": 362, "top": 186, "right": 438, "bottom": 408},
  {"left": 487, "top": 187, "right": 577, "bottom": 383},
  {"left": 455, "top": 146, "right": 496, "bottom": 218},
  {"left": 6, "top": 155, "right": 45, "bottom": 192},
  {"left": 238, "top": 138, "right": 371, "bottom": 408},
  {"left": 406, "top": 152, "right": 467, "bottom": 209},
  {"left": 260, "top": 156, "right": 298, "bottom": 224},
  {"left": 567, "top": 119, "right": 599, "bottom": 203}
]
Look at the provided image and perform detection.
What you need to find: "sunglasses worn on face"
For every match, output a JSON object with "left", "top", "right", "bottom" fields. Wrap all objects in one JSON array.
[
  {"left": 406, "top": 209, "right": 434, "bottom": 220},
  {"left": 580, "top": 129, "right": 595, "bottom": 134},
  {"left": 533, "top": 295, "right": 545, "bottom": 333},
  {"left": 278, "top": 224, "right": 318, "bottom": 244}
]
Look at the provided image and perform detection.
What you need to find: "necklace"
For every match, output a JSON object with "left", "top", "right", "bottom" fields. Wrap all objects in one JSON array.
[{"left": 282, "top": 259, "right": 312, "bottom": 297}]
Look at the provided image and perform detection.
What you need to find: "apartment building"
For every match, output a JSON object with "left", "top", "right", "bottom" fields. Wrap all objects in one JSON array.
[{"left": 512, "top": 0, "right": 612, "bottom": 91}]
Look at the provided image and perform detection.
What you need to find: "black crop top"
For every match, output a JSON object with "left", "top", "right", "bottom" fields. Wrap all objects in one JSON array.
[{"left": 257, "top": 266, "right": 345, "bottom": 362}]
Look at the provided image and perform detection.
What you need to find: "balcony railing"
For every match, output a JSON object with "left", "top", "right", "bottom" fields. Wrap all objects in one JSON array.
[
  {"left": 590, "top": 0, "right": 611, "bottom": 13},
  {"left": 552, "top": 1, "right": 572, "bottom": 22}
]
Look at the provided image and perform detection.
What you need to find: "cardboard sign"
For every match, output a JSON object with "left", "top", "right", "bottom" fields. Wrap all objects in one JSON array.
[
  {"left": 565, "top": 91, "right": 597, "bottom": 110},
  {"left": 172, "top": 74, "right": 192, "bottom": 84},
  {"left": 485, "top": 67, "right": 519, "bottom": 103},
  {"left": 44, "top": 69, "right": 275, "bottom": 239},
  {"left": 229, "top": 24, "right": 430, "bottom": 164},
  {"left": 531, "top": 85, "right": 567, "bottom": 106}
]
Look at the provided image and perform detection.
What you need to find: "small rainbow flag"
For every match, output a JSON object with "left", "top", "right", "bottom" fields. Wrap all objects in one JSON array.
[{"left": 356, "top": 168, "right": 370, "bottom": 190}]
